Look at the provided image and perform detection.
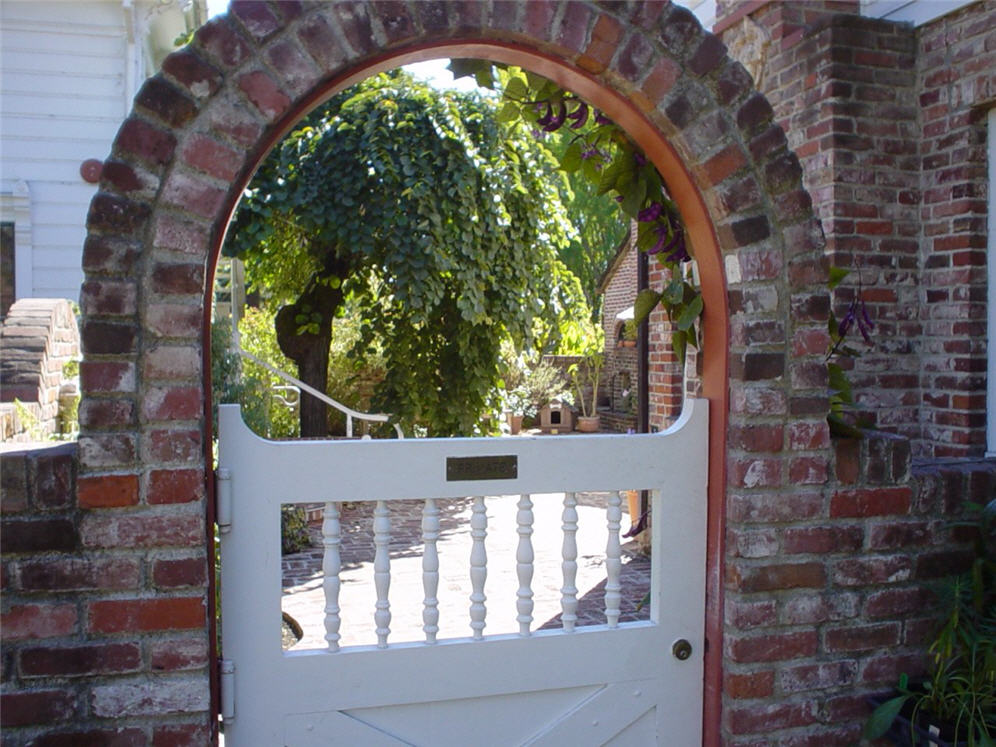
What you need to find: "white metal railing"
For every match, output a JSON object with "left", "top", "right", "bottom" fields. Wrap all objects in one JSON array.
[{"left": 232, "top": 325, "right": 403, "bottom": 439}]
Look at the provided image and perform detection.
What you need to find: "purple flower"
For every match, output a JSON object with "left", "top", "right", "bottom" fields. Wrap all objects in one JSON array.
[
  {"left": 567, "top": 101, "right": 589, "bottom": 129},
  {"left": 594, "top": 111, "right": 612, "bottom": 125},
  {"left": 638, "top": 202, "right": 663, "bottom": 222},
  {"left": 633, "top": 151, "right": 647, "bottom": 167}
]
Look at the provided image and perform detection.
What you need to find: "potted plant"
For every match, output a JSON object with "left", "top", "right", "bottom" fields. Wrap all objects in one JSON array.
[
  {"left": 619, "top": 319, "right": 638, "bottom": 348},
  {"left": 864, "top": 498, "right": 996, "bottom": 747},
  {"left": 570, "top": 352, "right": 603, "bottom": 432}
]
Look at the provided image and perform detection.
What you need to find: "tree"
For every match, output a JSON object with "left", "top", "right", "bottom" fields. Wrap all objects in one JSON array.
[{"left": 223, "top": 71, "right": 591, "bottom": 437}]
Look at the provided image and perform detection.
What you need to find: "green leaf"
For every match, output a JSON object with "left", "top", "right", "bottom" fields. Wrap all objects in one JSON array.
[
  {"left": 828, "top": 265, "right": 849, "bottom": 290},
  {"left": 596, "top": 154, "right": 628, "bottom": 195},
  {"left": 559, "top": 141, "right": 583, "bottom": 173},
  {"left": 634, "top": 289, "right": 663, "bottom": 323},
  {"left": 672, "top": 329, "right": 687, "bottom": 365},
  {"left": 496, "top": 101, "right": 521, "bottom": 124},
  {"left": 675, "top": 294, "right": 703, "bottom": 331},
  {"left": 827, "top": 362, "right": 852, "bottom": 402},
  {"left": 619, "top": 178, "right": 647, "bottom": 219},
  {"left": 504, "top": 75, "right": 528, "bottom": 101},
  {"left": 862, "top": 695, "right": 909, "bottom": 740}
]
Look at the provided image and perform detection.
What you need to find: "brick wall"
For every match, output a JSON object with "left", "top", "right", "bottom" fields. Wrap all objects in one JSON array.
[
  {"left": 717, "top": 0, "right": 994, "bottom": 458},
  {"left": 600, "top": 234, "right": 640, "bottom": 431},
  {"left": 721, "top": 429, "right": 992, "bottom": 744},
  {"left": 0, "top": 298, "right": 80, "bottom": 440}
]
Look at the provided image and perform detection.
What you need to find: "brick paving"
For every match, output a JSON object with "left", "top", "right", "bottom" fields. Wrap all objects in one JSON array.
[{"left": 281, "top": 492, "right": 650, "bottom": 650}]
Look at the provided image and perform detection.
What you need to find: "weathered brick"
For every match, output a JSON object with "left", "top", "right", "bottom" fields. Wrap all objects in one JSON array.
[
  {"left": 161, "top": 172, "right": 227, "bottom": 221},
  {"left": 832, "top": 554, "right": 912, "bottom": 586},
  {"left": 77, "top": 398, "right": 136, "bottom": 428},
  {"left": 238, "top": 70, "right": 291, "bottom": 121},
  {"left": 779, "top": 660, "right": 857, "bottom": 693},
  {"left": 1, "top": 603, "right": 78, "bottom": 640},
  {"left": 78, "top": 474, "right": 139, "bottom": 508},
  {"left": 831, "top": 487, "right": 912, "bottom": 517},
  {"left": 162, "top": 49, "right": 223, "bottom": 100},
  {"left": 148, "top": 469, "right": 204, "bottom": 505},
  {"left": 728, "top": 630, "right": 818, "bottom": 663},
  {"left": 87, "top": 597, "right": 206, "bottom": 634},
  {"left": 87, "top": 193, "right": 151, "bottom": 236},
  {"left": 80, "top": 361, "right": 136, "bottom": 393},
  {"left": 724, "top": 670, "right": 774, "bottom": 699},
  {"left": 179, "top": 134, "right": 242, "bottom": 182},
  {"left": 151, "top": 263, "right": 206, "bottom": 295},
  {"left": 81, "top": 320, "right": 138, "bottom": 355},
  {"left": 783, "top": 525, "right": 863, "bottom": 554},
  {"left": 729, "top": 561, "right": 825, "bottom": 592},
  {"left": 150, "top": 637, "right": 209, "bottom": 672},
  {"left": 144, "top": 429, "right": 203, "bottom": 463},
  {"left": 142, "top": 386, "right": 202, "bottom": 422},
  {"left": 145, "top": 304, "right": 202, "bottom": 339},
  {"left": 115, "top": 118, "right": 177, "bottom": 166},
  {"left": 135, "top": 77, "right": 198, "bottom": 128},
  {"left": 20, "top": 643, "right": 141, "bottom": 677},
  {"left": 90, "top": 678, "right": 210, "bottom": 718},
  {"left": 781, "top": 592, "right": 860, "bottom": 625},
  {"left": 144, "top": 346, "right": 202, "bottom": 381},
  {"left": 1, "top": 518, "right": 77, "bottom": 553},
  {"left": 153, "top": 722, "right": 213, "bottom": 746},
  {"left": 80, "top": 279, "right": 138, "bottom": 317},
  {"left": 81, "top": 513, "right": 204, "bottom": 549},
  {"left": 19, "top": 557, "right": 140, "bottom": 591},
  {"left": 27, "top": 727, "right": 146, "bottom": 746},
  {"left": 194, "top": 17, "right": 253, "bottom": 69},
  {"left": 825, "top": 622, "right": 901, "bottom": 652},
  {"left": 0, "top": 689, "right": 77, "bottom": 727},
  {"left": 726, "top": 701, "right": 817, "bottom": 734}
]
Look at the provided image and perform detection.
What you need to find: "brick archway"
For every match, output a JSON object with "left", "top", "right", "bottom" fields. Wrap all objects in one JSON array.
[{"left": 76, "top": 2, "right": 826, "bottom": 743}]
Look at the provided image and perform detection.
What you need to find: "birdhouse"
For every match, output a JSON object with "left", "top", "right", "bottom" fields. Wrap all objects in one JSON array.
[{"left": 538, "top": 398, "right": 574, "bottom": 434}]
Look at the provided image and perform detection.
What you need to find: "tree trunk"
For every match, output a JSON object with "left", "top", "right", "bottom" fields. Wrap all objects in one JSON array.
[{"left": 274, "top": 281, "right": 342, "bottom": 438}]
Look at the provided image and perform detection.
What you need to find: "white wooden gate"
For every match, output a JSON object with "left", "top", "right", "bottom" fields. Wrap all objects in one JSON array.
[{"left": 217, "top": 399, "right": 708, "bottom": 746}]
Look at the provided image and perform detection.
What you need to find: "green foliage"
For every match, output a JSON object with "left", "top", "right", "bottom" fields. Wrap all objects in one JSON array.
[
  {"left": 450, "top": 60, "right": 701, "bottom": 356},
  {"left": 210, "top": 312, "right": 298, "bottom": 439},
  {"left": 502, "top": 359, "right": 571, "bottom": 418},
  {"left": 825, "top": 268, "right": 875, "bottom": 438},
  {"left": 225, "top": 71, "right": 590, "bottom": 437},
  {"left": 864, "top": 499, "right": 996, "bottom": 746},
  {"left": 281, "top": 506, "right": 312, "bottom": 555}
]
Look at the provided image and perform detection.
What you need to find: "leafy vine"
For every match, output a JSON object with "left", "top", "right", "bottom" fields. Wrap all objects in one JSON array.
[{"left": 450, "top": 60, "right": 703, "bottom": 363}]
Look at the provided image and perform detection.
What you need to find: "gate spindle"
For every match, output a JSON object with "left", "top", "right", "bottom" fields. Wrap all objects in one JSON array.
[
  {"left": 322, "top": 501, "right": 342, "bottom": 652},
  {"left": 516, "top": 493, "right": 534, "bottom": 636},
  {"left": 373, "top": 500, "right": 391, "bottom": 648},
  {"left": 605, "top": 491, "right": 622, "bottom": 627},
  {"left": 421, "top": 498, "right": 440, "bottom": 644},
  {"left": 560, "top": 492, "right": 579, "bottom": 632},
  {"left": 469, "top": 496, "right": 487, "bottom": 640}
]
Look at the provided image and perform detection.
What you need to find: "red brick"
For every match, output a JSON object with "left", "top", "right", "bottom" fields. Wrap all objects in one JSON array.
[
  {"left": 860, "top": 652, "right": 926, "bottom": 684},
  {"left": 868, "top": 520, "right": 929, "bottom": 549},
  {"left": 787, "top": 421, "right": 830, "bottom": 450},
  {"left": 728, "top": 630, "right": 818, "bottom": 663},
  {"left": 195, "top": 17, "right": 253, "bottom": 69},
  {"left": 729, "top": 561, "right": 825, "bottom": 592},
  {"left": 826, "top": 622, "right": 901, "bottom": 652},
  {"left": 115, "top": 118, "right": 177, "bottom": 166},
  {"left": 162, "top": 49, "right": 223, "bottom": 99},
  {"left": 783, "top": 525, "right": 863, "bottom": 554},
  {"left": 789, "top": 455, "right": 828, "bottom": 484},
  {"left": 238, "top": 70, "right": 291, "bottom": 121},
  {"left": 145, "top": 429, "right": 203, "bottom": 463},
  {"left": 150, "top": 637, "right": 209, "bottom": 672},
  {"left": 145, "top": 303, "right": 201, "bottom": 339},
  {"left": 154, "top": 723, "right": 213, "bottom": 747},
  {"left": 780, "top": 592, "right": 860, "bottom": 625},
  {"left": 1, "top": 603, "right": 77, "bottom": 640},
  {"left": 153, "top": 556, "right": 207, "bottom": 588},
  {"left": 161, "top": 172, "right": 226, "bottom": 220},
  {"left": 135, "top": 77, "right": 198, "bottom": 128},
  {"left": 20, "top": 642, "right": 141, "bottom": 677},
  {"left": 77, "top": 397, "right": 136, "bottom": 428},
  {"left": 780, "top": 660, "right": 858, "bottom": 693},
  {"left": 152, "top": 214, "right": 210, "bottom": 255},
  {"left": 87, "top": 597, "right": 205, "bottom": 633},
  {"left": 834, "top": 439, "right": 860, "bottom": 484},
  {"left": 1, "top": 518, "right": 77, "bottom": 553},
  {"left": 180, "top": 133, "right": 242, "bottom": 181},
  {"left": 832, "top": 555, "right": 912, "bottom": 586},
  {"left": 865, "top": 586, "right": 934, "bottom": 619},
  {"left": 231, "top": 0, "right": 281, "bottom": 40},
  {"left": 0, "top": 689, "right": 77, "bottom": 727},
  {"left": 641, "top": 57, "right": 682, "bottom": 102},
  {"left": 78, "top": 474, "right": 139, "bottom": 508},
  {"left": 19, "top": 557, "right": 140, "bottom": 591},
  {"left": 830, "top": 487, "right": 912, "bottom": 517},
  {"left": 729, "top": 424, "right": 784, "bottom": 451},
  {"left": 724, "top": 670, "right": 775, "bottom": 699},
  {"left": 80, "top": 361, "right": 136, "bottom": 393},
  {"left": 725, "top": 598, "right": 777, "bottom": 628},
  {"left": 730, "top": 458, "right": 783, "bottom": 488},
  {"left": 81, "top": 320, "right": 138, "bottom": 355},
  {"left": 142, "top": 386, "right": 202, "bottom": 421},
  {"left": 80, "top": 511, "right": 204, "bottom": 549},
  {"left": 729, "top": 491, "right": 823, "bottom": 523},
  {"left": 726, "top": 701, "right": 816, "bottom": 734},
  {"left": 77, "top": 433, "right": 137, "bottom": 468}
]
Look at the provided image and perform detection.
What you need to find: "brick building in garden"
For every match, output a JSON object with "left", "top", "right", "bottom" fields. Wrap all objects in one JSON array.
[{"left": 1, "top": 1, "right": 995, "bottom": 745}]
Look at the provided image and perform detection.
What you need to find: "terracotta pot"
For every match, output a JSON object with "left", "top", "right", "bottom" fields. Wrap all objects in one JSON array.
[
  {"left": 507, "top": 413, "right": 523, "bottom": 434},
  {"left": 576, "top": 415, "right": 600, "bottom": 433}
]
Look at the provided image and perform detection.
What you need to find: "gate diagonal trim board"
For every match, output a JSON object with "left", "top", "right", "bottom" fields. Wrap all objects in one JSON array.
[{"left": 217, "top": 399, "right": 708, "bottom": 746}]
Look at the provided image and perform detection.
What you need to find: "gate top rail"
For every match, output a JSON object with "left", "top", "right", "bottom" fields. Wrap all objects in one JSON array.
[{"left": 217, "top": 398, "right": 708, "bottom": 502}]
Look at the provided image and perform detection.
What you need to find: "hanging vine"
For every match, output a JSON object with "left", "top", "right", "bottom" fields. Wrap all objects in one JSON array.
[{"left": 450, "top": 60, "right": 703, "bottom": 363}]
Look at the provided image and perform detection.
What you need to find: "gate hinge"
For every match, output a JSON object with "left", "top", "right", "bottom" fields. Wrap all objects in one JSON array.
[
  {"left": 216, "top": 468, "right": 232, "bottom": 533},
  {"left": 220, "top": 658, "right": 235, "bottom": 721}
]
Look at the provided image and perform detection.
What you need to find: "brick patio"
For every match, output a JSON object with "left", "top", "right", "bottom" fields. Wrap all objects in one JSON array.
[{"left": 281, "top": 491, "right": 651, "bottom": 650}]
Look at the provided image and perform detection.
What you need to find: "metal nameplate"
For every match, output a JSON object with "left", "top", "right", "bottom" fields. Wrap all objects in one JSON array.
[{"left": 446, "top": 455, "right": 518, "bottom": 481}]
